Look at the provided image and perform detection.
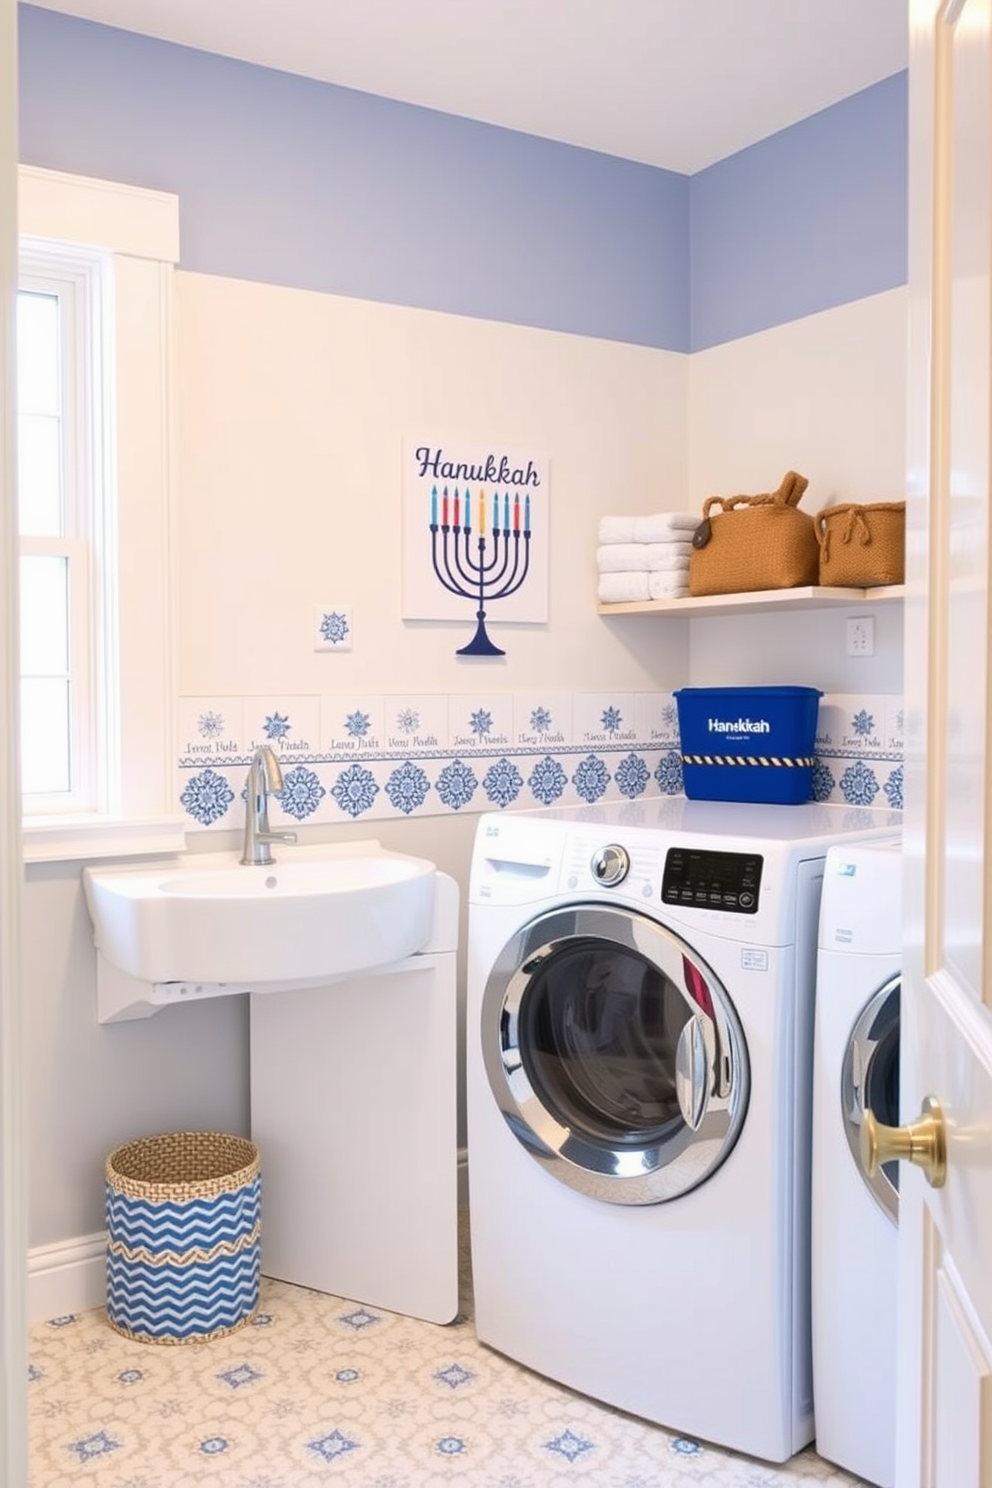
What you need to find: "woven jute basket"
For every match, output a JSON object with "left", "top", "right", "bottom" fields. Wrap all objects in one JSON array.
[
  {"left": 689, "top": 470, "right": 820, "bottom": 597},
  {"left": 105, "top": 1131, "right": 261, "bottom": 1345},
  {"left": 814, "top": 501, "right": 906, "bottom": 587}
]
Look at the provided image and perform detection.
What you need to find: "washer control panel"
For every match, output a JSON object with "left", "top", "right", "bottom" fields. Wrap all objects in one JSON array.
[
  {"left": 590, "top": 843, "right": 630, "bottom": 886},
  {"left": 661, "top": 847, "right": 763, "bottom": 914}
]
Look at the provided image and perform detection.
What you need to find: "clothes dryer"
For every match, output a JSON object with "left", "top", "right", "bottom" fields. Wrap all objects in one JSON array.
[
  {"left": 813, "top": 838, "right": 902, "bottom": 1487},
  {"left": 467, "top": 798, "right": 900, "bottom": 1464}
]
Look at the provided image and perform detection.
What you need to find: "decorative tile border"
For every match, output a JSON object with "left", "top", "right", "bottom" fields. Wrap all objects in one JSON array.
[{"left": 175, "top": 691, "right": 903, "bottom": 829}]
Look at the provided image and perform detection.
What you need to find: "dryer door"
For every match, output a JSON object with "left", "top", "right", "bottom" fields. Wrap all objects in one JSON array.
[
  {"left": 480, "top": 903, "right": 750, "bottom": 1205},
  {"left": 841, "top": 976, "right": 901, "bottom": 1224}
]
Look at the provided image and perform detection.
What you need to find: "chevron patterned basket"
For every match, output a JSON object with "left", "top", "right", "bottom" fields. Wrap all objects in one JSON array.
[{"left": 105, "top": 1131, "right": 261, "bottom": 1345}]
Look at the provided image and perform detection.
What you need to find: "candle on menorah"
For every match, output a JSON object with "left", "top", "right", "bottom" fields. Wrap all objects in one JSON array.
[{"left": 429, "top": 483, "right": 532, "bottom": 656}]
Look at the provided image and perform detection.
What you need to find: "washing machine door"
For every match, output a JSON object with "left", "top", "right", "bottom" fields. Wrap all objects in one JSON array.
[
  {"left": 480, "top": 903, "right": 750, "bottom": 1205},
  {"left": 841, "top": 976, "right": 900, "bottom": 1224}
]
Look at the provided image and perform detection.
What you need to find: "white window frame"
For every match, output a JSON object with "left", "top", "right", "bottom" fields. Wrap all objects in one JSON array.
[{"left": 18, "top": 166, "right": 186, "bottom": 862}]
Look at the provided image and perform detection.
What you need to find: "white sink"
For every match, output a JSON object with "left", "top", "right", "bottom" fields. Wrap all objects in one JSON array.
[{"left": 83, "top": 841, "right": 437, "bottom": 987}]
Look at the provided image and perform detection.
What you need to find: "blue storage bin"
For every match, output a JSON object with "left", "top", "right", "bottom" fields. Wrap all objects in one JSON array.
[{"left": 673, "top": 686, "right": 822, "bottom": 805}]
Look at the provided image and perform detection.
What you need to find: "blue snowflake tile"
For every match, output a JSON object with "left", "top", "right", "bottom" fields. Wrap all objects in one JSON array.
[
  {"left": 319, "top": 695, "right": 384, "bottom": 756},
  {"left": 836, "top": 694, "right": 884, "bottom": 753},
  {"left": 450, "top": 695, "right": 513, "bottom": 752},
  {"left": 636, "top": 692, "right": 680, "bottom": 748},
  {"left": 654, "top": 749, "right": 684, "bottom": 798},
  {"left": 482, "top": 757, "right": 524, "bottom": 808},
  {"left": 177, "top": 697, "right": 245, "bottom": 765},
  {"left": 314, "top": 604, "right": 353, "bottom": 652},
  {"left": 528, "top": 753, "right": 568, "bottom": 807},
  {"left": 572, "top": 753, "right": 611, "bottom": 804},
  {"left": 839, "top": 757, "right": 881, "bottom": 807},
  {"left": 384, "top": 694, "right": 450, "bottom": 751},
  {"left": 614, "top": 751, "right": 650, "bottom": 800},
  {"left": 573, "top": 693, "right": 638, "bottom": 750},
  {"left": 384, "top": 760, "right": 432, "bottom": 815},
  {"left": 330, "top": 762, "right": 380, "bottom": 818},
  {"left": 180, "top": 766, "right": 235, "bottom": 827},
  {"left": 245, "top": 696, "right": 320, "bottom": 761},
  {"left": 512, "top": 692, "right": 573, "bottom": 749}
]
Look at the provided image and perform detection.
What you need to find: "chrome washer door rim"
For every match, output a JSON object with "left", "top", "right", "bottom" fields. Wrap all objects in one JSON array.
[
  {"left": 480, "top": 904, "right": 750, "bottom": 1205},
  {"left": 841, "top": 975, "right": 900, "bottom": 1225}
]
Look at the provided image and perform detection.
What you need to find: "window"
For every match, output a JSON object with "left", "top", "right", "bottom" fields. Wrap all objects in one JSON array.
[
  {"left": 17, "top": 256, "right": 105, "bottom": 811},
  {"left": 17, "top": 166, "right": 185, "bottom": 861}
]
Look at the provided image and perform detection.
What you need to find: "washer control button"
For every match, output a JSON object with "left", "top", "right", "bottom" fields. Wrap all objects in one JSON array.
[{"left": 591, "top": 844, "right": 630, "bottom": 886}]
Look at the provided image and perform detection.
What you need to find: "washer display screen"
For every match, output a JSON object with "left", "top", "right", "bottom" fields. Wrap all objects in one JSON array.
[{"left": 662, "top": 849, "right": 763, "bottom": 914}]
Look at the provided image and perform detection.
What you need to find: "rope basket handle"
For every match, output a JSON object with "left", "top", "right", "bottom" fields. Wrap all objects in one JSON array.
[
  {"left": 701, "top": 470, "right": 809, "bottom": 521},
  {"left": 814, "top": 501, "right": 906, "bottom": 559}
]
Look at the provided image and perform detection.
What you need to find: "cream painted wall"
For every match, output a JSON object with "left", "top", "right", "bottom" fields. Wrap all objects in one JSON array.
[
  {"left": 175, "top": 272, "right": 691, "bottom": 697},
  {"left": 686, "top": 289, "right": 907, "bottom": 695}
]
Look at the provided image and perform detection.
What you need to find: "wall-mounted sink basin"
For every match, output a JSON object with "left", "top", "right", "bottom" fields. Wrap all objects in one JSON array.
[{"left": 83, "top": 841, "right": 437, "bottom": 987}]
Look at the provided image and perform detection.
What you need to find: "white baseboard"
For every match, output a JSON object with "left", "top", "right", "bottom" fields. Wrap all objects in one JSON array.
[
  {"left": 28, "top": 1232, "right": 107, "bottom": 1325},
  {"left": 29, "top": 1155, "right": 470, "bottom": 1327}
]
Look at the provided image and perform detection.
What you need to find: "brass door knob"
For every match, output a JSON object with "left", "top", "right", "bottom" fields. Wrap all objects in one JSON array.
[{"left": 861, "top": 1095, "right": 947, "bottom": 1189}]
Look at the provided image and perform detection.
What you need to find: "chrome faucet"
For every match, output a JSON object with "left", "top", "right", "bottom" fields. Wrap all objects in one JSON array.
[{"left": 241, "top": 745, "right": 298, "bottom": 866}]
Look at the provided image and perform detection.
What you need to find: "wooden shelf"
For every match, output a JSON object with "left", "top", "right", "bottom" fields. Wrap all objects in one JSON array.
[{"left": 597, "top": 584, "right": 906, "bottom": 619}]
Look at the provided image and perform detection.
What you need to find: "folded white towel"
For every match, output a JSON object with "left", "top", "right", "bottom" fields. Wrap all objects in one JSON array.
[
  {"left": 598, "top": 515, "right": 637, "bottom": 544},
  {"left": 633, "top": 513, "right": 700, "bottom": 542},
  {"left": 648, "top": 572, "right": 689, "bottom": 600},
  {"left": 598, "top": 571, "right": 651, "bottom": 603},
  {"left": 644, "top": 544, "right": 692, "bottom": 572}
]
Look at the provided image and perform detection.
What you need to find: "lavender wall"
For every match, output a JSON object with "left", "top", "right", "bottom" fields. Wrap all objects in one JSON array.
[
  {"left": 17, "top": 6, "right": 906, "bottom": 352},
  {"left": 690, "top": 71, "right": 907, "bottom": 350},
  {"left": 17, "top": 5, "right": 690, "bottom": 350}
]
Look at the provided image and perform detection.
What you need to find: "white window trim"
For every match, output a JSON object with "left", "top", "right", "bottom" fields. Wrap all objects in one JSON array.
[{"left": 18, "top": 166, "right": 187, "bottom": 862}]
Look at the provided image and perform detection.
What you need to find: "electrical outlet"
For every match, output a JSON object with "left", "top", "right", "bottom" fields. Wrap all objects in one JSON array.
[{"left": 846, "top": 615, "right": 875, "bottom": 657}]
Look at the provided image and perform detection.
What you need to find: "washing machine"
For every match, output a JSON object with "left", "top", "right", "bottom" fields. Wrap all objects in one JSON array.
[
  {"left": 466, "top": 796, "right": 900, "bottom": 1464},
  {"left": 813, "top": 838, "right": 902, "bottom": 1488}
]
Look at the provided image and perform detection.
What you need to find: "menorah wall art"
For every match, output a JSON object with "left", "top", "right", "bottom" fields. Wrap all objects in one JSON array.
[
  {"left": 430, "top": 484, "right": 531, "bottom": 655},
  {"left": 403, "top": 439, "right": 548, "bottom": 654}
]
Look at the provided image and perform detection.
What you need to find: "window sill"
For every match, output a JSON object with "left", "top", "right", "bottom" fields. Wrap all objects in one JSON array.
[{"left": 22, "top": 815, "right": 189, "bottom": 864}]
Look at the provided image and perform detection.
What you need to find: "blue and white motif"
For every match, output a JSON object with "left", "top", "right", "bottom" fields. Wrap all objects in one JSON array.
[
  {"left": 277, "top": 765, "right": 326, "bottom": 820},
  {"left": 199, "top": 1437, "right": 229, "bottom": 1456},
  {"left": 319, "top": 611, "right": 350, "bottom": 645},
  {"left": 528, "top": 755, "right": 567, "bottom": 806},
  {"left": 197, "top": 710, "right": 225, "bottom": 739},
  {"left": 180, "top": 768, "right": 235, "bottom": 826},
  {"left": 811, "top": 760, "right": 835, "bottom": 803},
  {"left": 117, "top": 1369, "right": 142, "bottom": 1385},
  {"left": 573, "top": 755, "right": 610, "bottom": 803},
  {"left": 396, "top": 707, "right": 420, "bottom": 733},
  {"left": 219, "top": 1363, "right": 261, "bottom": 1389},
  {"left": 344, "top": 710, "right": 370, "bottom": 738},
  {"left": 436, "top": 1437, "right": 467, "bottom": 1456},
  {"left": 671, "top": 1437, "right": 703, "bottom": 1456},
  {"left": 434, "top": 1363, "right": 476, "bottom": 1389},
  {"left": 335, "top": 1369, "right": 360, "bottom": 1384},
  {"left": 263, "top": 712, "right": 291, "bottom": 740},
  {"left": 614, "top": 752, "right": 649, "bottom": 799},
  {"left": 530, "top": 706, "right": 552, "bottom": 733},
  {"left": 654, "top": 751, "right": 683, "bottom": 796},
  {"left": 68, "top": 1431, "right": 121, "bottom": 1464},
  {"left": 436, "top": 759, "right": 478, "bottom": 811},
  {"left": 661, "top": 700, "right": 678, "bottom": 731},
  {"left": 601, "top": 706, "right": 623, "bottom": 734},
  {"left": 851, "top": 709, "right": 875, "bottom": 738},
  {"left": 339, "top": 1308, "right": 380, "bottom": 1331},
  {"left": 884, "top": 764, "right": 904, "bottom": 810},
  {"left": 385, "top": 761, "right": 431, "bottom": 815},
  {"left": 308, "top": 1430, "right": 359, "bottom": 1463},
  {"left": 545, "top": 1428, "right": 594, "bottom": 1464},
  {"left": 840, "top": 759, "right": 880, "bottom": 806},
  {"left": 331, "top": 763, "right": 379, "bottom": 818},
  {"left": 483, "top": 758, "right": 523, "bottom": 808},
  {"left": 469, "top": 709, "right": 493, "bottom": 737}
]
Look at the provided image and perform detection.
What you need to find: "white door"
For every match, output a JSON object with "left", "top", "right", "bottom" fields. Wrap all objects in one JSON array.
[
  {"left": 900, "top": 1, "right": 992, "bottom": 1483},
  {"left": 0, "top": 0, "right": 27, "bottom": 1479}
]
